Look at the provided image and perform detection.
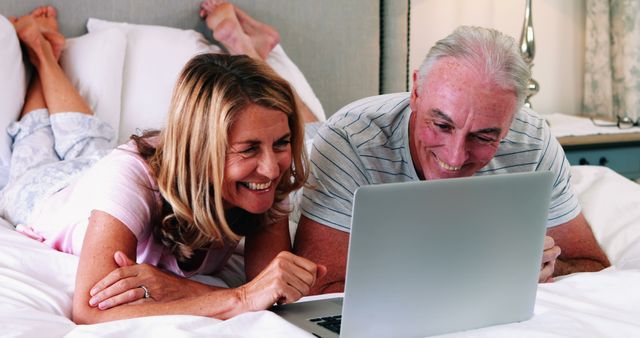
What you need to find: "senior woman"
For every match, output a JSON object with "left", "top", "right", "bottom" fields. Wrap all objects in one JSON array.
[{"left": 1, "top": 9, "right": 323, "bottom": 324}]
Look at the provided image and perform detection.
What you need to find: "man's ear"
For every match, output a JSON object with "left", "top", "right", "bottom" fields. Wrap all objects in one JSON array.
[
  {"left": 411, "top": 70, "right": 420, "bottom": 98},
  {"left": 410, "top": 70, "right": 420, "bottom": 110}
]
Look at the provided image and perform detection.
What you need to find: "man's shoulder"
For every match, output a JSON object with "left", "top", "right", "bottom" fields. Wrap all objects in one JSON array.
[
  {"left": 327, "top": 92, "right": 409, "bottom": 125},
  {"left": 321, "top": 93, "right": 410, "bottom": 145},
  {"left": 502, "top": 107, "right": 550, "bottom": 146}
]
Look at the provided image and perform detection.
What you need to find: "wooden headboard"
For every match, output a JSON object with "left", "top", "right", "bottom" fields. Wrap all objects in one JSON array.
[{"left": 0, "top": 0, "right": 408, "bottom": 117}]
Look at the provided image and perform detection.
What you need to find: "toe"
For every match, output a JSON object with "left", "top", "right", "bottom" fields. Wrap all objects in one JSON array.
[
  {"left": 201, "top": 1, "right": 213, "bottom": 12},
  {"left": 47, "top": 6, "right": 57, "bottom": 19},
  {"left": 31, "top": 6, "right": 44, "bottom": 17}
]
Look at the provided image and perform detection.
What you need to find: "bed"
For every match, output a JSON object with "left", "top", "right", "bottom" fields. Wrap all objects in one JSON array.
[
  {"left": 1, "top": 1, "right": 639, "bottom": 337},
  {"left": 1, "top": 165, "right": 640, "bottom": 337}
]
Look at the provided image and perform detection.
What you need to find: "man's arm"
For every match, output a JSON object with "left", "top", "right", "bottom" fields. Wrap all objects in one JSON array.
[
  {"left": 294, "top": 215, "right": 349, "bottom": 294},
  {"left": 245, "top": 218, "right": 292, "bottom": 281},
  {"left": 547, "top": 212, "right": 610, "bottom": 277}
]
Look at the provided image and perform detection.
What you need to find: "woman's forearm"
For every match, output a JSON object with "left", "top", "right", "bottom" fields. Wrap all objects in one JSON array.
[{"left": 74, "top": 286, "right": 248, "bottom": 324}]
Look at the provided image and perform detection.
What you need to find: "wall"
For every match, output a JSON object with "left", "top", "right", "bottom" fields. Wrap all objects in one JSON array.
[{"left": 410, "top": 0, "right": 585, "bottom": 115}]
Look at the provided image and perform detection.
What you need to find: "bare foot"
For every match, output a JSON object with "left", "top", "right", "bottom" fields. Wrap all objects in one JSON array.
[
  {"left": 233, "top": 6, "right": 280, "bottom": 59},
  {"left": 12, "top": 15, "right": 54, "bottom": 68},
  {"left": 200, "top": 1, "right": 279, "bottom": 59},
  {"left": 199, "top": 0, "right": 224, "bottom": 18},
  {"left": 213, "top": 17, "right": 260, "bottom": 59},
  {"left": 31, "top": 6, "right": 59, "bottom": 31},
  {"left": 201, "top": 2, "right": 260, "bottom": 59},
  {"left": 30, "top": 6, "right": 65, "bottom": 60}
]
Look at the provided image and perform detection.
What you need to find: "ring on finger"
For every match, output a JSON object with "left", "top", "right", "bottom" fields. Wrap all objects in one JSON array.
[{"left": 139, "top": 285, "right": 151, "bottom": 299}]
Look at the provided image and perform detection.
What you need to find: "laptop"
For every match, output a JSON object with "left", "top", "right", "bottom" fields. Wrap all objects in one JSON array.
[{"left": 273, "top": 171, "right": 553, "bottom": 337}]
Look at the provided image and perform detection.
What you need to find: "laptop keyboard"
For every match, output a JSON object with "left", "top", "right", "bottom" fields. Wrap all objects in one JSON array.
[{"left": 309, "top": 315, "right": 342, "bottom": 334}]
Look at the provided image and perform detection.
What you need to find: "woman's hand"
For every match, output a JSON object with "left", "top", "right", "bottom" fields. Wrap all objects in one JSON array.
[
  {"left": 238, "top": 251, "right": 327, "bottom": 312},
  {"left": 88, "top": 251, "right": 213, "bottom": 310}
]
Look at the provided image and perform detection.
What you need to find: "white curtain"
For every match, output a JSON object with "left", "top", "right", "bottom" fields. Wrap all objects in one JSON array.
[{"left": 583, "top": 0, "right": 640, "bottom": 120}]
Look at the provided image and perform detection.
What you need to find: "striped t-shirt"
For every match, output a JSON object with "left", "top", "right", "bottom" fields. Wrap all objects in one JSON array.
[{"left": 300, "top": 92, "right": 580, "bottom": 232}]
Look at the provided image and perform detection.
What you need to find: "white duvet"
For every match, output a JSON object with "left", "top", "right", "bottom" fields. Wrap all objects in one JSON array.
[{"left": 1, "top": 165, "right": 639, "bottom": 337}]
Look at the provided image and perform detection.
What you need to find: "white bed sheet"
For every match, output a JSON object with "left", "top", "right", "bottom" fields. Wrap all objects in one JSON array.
[{"left": 1, "top": 166, "right": 640, "bottom": 337}]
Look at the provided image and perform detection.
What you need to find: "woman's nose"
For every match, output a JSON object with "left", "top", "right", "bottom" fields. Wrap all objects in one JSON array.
[{"left": 257, "top": 150, "right": 279, "bottom": 179}]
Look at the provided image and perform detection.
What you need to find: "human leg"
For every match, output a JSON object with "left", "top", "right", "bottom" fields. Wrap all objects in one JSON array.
[
  {"left": 30, "top": 5, "right": 65, "bottom": 60},
  {"left": 20, "top": 72, "right": 47, "bottom": 118},
  {"left": 199, "top": 2, "right": 318, "bottom": 122},
  {"left": 1, "top": 111, "right": 104, "bottom": 227},
  {"left": 11, "top": 6, "right": 65, "bottom": 120},
  {"left": 7, "top": 109, "right": 57, "bottom": 183},
  {"left": 13, "top": 8, "right": 114, "bottom": 160},
  {"left": 232, "top": 6, "right": 279, "bottom": 59},
  {"left": 7, "top": 11, "right": 74, "bottom": 176},
  {"left": 1, "top": 8, "right": 113, "bottom": 224},
  {"left": 200, "top": 0, "right": 279, "bottom": 59},
  {"left": 8, "top": 10, "right": 64, "bottom": 177},
  {"left": 13, "top": 12, "right": 91, "bottom": 115},
  {"left": 200, "top": 1, "right": 260, "bottom": 59}
]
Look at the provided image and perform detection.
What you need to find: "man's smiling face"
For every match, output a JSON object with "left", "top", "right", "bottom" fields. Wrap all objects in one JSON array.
[{"left": 409, "top": 57, "right": 517, "bottom": 180}]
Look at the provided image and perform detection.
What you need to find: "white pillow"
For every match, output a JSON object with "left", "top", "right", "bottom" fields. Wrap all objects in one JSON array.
[
  {"left": 0, "top": 15, "right": 27, "bottom": 168},
  {"left": 87, "top": 18, "right": 212, "bottom": 144},
  {"left": 60, "top": 27, "right": 126, "bottom": 144},
  {"left": 266, "top": 45, "right": 325, "bottom": 121},
  {"left": 88, "top": 18, "right": 326, "bottom": 145},
  {"left": 201, "top": 43, "right": 325, "bottom": 122},
  {"left": 571, "top": 165, "right": 640, "bottom": 269}
]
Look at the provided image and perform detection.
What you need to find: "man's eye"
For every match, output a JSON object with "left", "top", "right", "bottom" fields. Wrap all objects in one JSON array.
[
  {"left": 474, "top": 135, "right": 497, "bottom": 143},
  {"left": 433, "top": 122, "right": 452, "bottom": 131}
]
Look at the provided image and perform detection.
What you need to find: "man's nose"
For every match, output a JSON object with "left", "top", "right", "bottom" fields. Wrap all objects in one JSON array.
[{"left": 445, "top": 134, "right": 468, "bottom": 167}]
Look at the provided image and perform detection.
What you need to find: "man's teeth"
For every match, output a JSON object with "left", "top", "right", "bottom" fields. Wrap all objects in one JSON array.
[
  {"left": 436, "top": 157, "right": 461, "bottom": 171},
  {"left": 244, "top": 181, "right": 271, "bottom": 190}
]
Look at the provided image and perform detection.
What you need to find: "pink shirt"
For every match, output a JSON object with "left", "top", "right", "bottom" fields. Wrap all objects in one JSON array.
[{"left": 24, "top": 140, "right": 236, "bottom": 277}]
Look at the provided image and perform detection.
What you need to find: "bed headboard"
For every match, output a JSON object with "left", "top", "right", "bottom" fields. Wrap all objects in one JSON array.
[{"left": 0, "top": 0, "right": 408, "bottom": 117}]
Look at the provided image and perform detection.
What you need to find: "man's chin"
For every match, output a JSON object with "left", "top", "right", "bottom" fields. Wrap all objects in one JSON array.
[{"left": 425, "top": 167, "right": 472, "bottom": 180}]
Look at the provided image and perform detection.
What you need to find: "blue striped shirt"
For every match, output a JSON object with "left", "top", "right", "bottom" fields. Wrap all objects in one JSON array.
[{"left": 300, "top": 92, "right": 580, "bottom": 232}]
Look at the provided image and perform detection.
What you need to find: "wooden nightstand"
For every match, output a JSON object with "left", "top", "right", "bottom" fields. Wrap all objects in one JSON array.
[{"left": 547, "top": 114, "right": 640, "bottom": 180}]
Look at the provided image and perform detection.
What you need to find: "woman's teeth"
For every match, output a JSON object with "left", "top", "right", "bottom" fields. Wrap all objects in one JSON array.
[{"left": 243, "top": 181, "right": 272, "bottom": 190}]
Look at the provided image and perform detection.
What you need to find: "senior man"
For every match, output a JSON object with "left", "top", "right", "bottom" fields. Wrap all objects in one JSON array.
[{"left": 294, "top": 26, "right": 610, "bottom": 294}]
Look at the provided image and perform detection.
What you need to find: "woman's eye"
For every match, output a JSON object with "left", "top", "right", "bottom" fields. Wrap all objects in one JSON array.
[
  {"left": 240, "top": 146, "right": 258, "bottom": 154},
  {"left": 274, "top": 139, "right": 291, "bottom": 149}
]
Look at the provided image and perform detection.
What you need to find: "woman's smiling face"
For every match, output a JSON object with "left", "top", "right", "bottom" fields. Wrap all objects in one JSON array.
[{"left": 222, "top": 104, "right": 292, "bottom": 214}]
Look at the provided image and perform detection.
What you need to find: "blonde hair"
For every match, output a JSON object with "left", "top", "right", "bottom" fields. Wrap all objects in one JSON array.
[{"left": 133, "top": 54, "right": 307, "bottom": 262}]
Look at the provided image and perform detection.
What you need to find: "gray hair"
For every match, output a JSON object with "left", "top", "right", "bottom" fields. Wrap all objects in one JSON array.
[{"left": 417, "top": 26, "right": 531, "bottom": 113}]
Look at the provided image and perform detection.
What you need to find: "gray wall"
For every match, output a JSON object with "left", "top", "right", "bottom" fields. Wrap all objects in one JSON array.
[{"left": 2, "top": 0, "right": 409, "bottom": 116}]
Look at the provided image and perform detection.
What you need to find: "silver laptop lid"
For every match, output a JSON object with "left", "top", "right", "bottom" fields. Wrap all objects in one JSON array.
[{"left": 341, "top": 171, "right": 553, "bottom": 338}]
